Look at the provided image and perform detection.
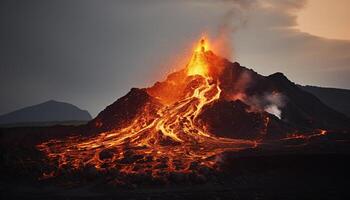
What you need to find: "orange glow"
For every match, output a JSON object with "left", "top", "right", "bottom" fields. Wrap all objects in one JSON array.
[
  {"left": 36, "top": 35, "right": 330, "bottom": 181},
  {"left": 297, "top": 0, "right": 350, "bottom": 40},
  {"left": 187, "top": 38, "right": 209, "bottom": 77},
  {"left": 37, "top": 36, "right": 256, "bottom": 179},
  {"left": 284, "top": 129, "right": 328, "bottom": 141}
]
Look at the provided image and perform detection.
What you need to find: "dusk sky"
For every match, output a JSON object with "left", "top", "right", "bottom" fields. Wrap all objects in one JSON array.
[{"left": 1, "top": 0, "right": 350, "bottom": 117}]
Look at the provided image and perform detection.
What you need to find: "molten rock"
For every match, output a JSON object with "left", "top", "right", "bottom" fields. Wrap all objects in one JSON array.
[{"left": 36, "top": 38, "right": 350, "bottom": 184}]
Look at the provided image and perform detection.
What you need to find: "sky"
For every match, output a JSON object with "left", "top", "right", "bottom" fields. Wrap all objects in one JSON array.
[
  {"left": 0, "top": 0, "right": 349, "bottom": 117},
  {"left": 297, "top": 0, "right": 350, "bottom": 40}
]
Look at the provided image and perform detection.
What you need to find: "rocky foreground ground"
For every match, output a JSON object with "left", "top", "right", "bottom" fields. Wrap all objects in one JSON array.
[{"left": 1, "top": 126, "right": 350, "bottom": 200}]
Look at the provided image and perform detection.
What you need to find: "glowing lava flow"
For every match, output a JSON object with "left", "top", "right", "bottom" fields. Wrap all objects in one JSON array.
[{"left": 37, "top": 38, "right": 256, "bottom": 178}]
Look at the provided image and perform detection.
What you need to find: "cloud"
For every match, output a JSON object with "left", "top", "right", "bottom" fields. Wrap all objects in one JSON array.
[{"left": 231, "top": 0, "right": 350, "bottom": 89}]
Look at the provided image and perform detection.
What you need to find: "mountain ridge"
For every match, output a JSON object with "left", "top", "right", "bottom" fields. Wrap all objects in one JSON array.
[
  {"left": 299, "top": 85, "right": 350, "bottom": 117},
  {"left": 0, "top": 100, "right": 92, "bottom": 126}
]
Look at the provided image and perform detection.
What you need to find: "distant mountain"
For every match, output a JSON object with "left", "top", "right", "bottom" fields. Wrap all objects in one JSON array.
[
  {"left": 300, "top": 85, "right": 350, "bottom": 117},
  {"left": 0, "top": 100, "right": 92, "bottom": 126}
]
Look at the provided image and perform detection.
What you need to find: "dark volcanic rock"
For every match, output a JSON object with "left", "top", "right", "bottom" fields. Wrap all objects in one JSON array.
[
  {"left": 198, "top": 99, "right": 294, "bottom": 139},
  {"left": 266, "top": 72, "right": 350, "bottom": 130},
  {"left": 216, "top": 60, "right": 350, "bottom": 133},
  {"left": 87, "top": 88, "right": 162, "bottom": 133},
  {"left": 300, "top": 85, "right": 350, "bottom": 117},
  {"left": 99, "top": 148, "right": 116, "bottom": 160},
  {"left": 216, "top": 60, "right": 350, "bottom": 131}
]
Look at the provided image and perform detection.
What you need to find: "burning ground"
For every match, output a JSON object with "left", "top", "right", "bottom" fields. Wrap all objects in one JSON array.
[{"left": 1, "top": 38, "right": 350, "bottom": 199}]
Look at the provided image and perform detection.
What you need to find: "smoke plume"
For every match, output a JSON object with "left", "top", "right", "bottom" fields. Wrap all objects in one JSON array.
[
  {"left": 211, "top": 0, "right": 256, "bottom": 59},
  {"left": 263, "top": 92, "right": 286, "bottom": 119}
]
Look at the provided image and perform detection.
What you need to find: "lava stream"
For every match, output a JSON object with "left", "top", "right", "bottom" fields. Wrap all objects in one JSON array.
[{"left": 37, "top": 38, "right": 256, "bottom": 178}]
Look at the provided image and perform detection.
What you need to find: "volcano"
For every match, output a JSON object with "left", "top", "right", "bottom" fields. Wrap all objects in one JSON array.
[{"left": 35, "top": 38, "right": 349, "bottom": 182}]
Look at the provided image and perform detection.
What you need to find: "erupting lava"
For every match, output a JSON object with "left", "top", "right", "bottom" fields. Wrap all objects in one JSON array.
[
  {"left": 187, "top": 38, "right": 209, "bottom": 77},
  {"left": 37, "top": 38, "right": 256, "bottom": 179}
]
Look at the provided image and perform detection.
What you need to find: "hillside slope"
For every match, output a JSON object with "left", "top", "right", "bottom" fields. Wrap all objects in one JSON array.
[{"left": 300, "top": 85, "right": 350, "bottom": 117}]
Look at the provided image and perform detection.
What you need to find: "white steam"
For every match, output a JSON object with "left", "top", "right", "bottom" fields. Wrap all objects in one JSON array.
[
  {"left": 265, "top": 104, "right": 282, "bottom": 119},
  {"left": 244, "top": 91, "right": 286, "bottom": 119},
  {"left": 263, "top": 93, "right": 286, "bottom": 119}
]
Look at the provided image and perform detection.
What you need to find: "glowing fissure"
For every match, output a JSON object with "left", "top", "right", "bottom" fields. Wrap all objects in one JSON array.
[{"left": 37, "top": 38, "right": 256, "bottom": 178}]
